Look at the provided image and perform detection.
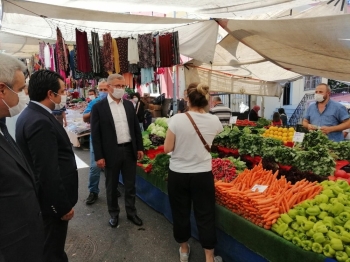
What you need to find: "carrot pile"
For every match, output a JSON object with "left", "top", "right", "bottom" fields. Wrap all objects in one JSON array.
[{"left": 215, "top": 163, "right": 323, "bottom": 229}]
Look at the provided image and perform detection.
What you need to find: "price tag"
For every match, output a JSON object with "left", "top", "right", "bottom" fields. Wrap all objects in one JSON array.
[
  {"left": 229, "top": 116, "right": 237, "bottom": 124},
  {"left": 251, "top": 184, "right": 268, "bottom": 193},
  {"left": 293, "top": 132, "right": 305, "bottom": 143}
]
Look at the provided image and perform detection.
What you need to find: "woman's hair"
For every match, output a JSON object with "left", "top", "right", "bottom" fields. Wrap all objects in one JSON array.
[
  {"left": 273, "top": 112, "right": 281, "bottom": 122},
  {"left": 278, "top": 108, "right": 285, "bottom": 114},
  {"left": 133, "top": 92, "right": 141, "bottom": 100},
  {"left": 186, "top": 82, "right": 209, "bottom": 108}
]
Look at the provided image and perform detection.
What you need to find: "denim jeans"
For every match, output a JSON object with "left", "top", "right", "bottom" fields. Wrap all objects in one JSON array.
[{"left": 88, "top": 139, "right": 101, "bottom": 194}]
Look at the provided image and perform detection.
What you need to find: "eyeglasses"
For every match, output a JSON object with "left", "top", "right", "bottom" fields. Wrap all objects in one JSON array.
[{"left": 109, "top": 84, "right": 125, "bottom": 89}]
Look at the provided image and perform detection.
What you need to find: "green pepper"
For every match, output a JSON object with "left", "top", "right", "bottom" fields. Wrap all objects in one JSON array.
[
  {"left": 331, "top": 238, "right": 344, "bottom": 251},
  {"left": 292, "top": 236, "right": 302, "bottom": 247},
  {"left": 306, "top": 229, "right": 315, "bottom": 238},
  {"left": 323, "top": 216, "right": 335, "bottom": 230},
  {"left": 313, "top": 232, "right": 326, "bottom": 243},
  {"left": 335, "top": 226, "right": 346, "bottom": 234},
  {"left": 280, "top": 213, "right": 293, "bottom": 224},
  {"left": 323, "top": 189, "right": 336, "bottom": 198},
  {"left": 323, "top": 244, "right": 336, "bottom": 257},
  {"left": 337, "top": 180, "right": 350, "bottom": 190},
  {"left": 300, "top": 200, "right": 313, "bottom": 209},
  {"left": 330, "top": 203, "right": 345, "bottom": 216},
  {"left": 308, "top": 215, "right": 317, "bottom": 223},
  {"left": 339, "top": 212, "right": 350, "bottom": 223},
  {"left": 301, "top": 240, "right": 312, "bottom": 251},
  {"left": 288, "top": 209, "right": 298, "bottom": 219},
  {"left": 306, "top": 206, "right": 321, "bottom": 216},
  {"left": 336, "top": 251, "right": 349, "bottom": 261},
  {"left": 272, "top": 222, "right": 288, "bottom": 236},
  {"left": 344, "top": 207, "right": 350, "bottom": 213},
  {"left": 312, "top": 242, "right": 323, "bottom": 254},
  {"left": 338, "top": 193, "right": 350, "bottom": 205},
  {"left": 315, "top": 194, "right": 329, "bottom": 204},
  {"left": 290, "top": 221, "right": 299, "bottom": 231},
  {"left": 341, "top": 231, "right": 350, "bottom": 243},
  {"left": 295, "top": 206, "right": 306, "bottom": 216},
  {"left": 298, "top": 232, "right": 307, "bottom": 240},
  {"left": 283, "top": 229, "right": 294, "bottom": 241},
  {"left": 301, "top": 221, "right": 315, "bottom": 231},
  {"left": 296, "top": 215, "right": 307, "bottom": 225},
  {"left": 328, "top": 230, "right": 340, "bottom": 240},
  {"left": 335, "top": 216, "right": 346, "bottom": 226},
  {"left": 320, "top": 203, "right": 330, "bottom": 211},
  {"left": 314, "top": 221, "right": 329, "bottom": 233},
  {"left": 344, "top": 220, "right": 350, "bottom": 232},
  {"left": 345, "top": 245, "right": 350, "bottom": 257},
  {"left": 331, "top": 198, "right": 340, "bottom": 205},
  {"left": 318, "top": 211, "right": 328, "bottom": 220}
]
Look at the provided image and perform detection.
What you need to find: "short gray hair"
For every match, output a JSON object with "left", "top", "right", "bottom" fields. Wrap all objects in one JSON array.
[
  {"left": 0, "top": 53, "right": 27, "bottom": 86},
  {"left": 107, "top": 74, "right": 124, "bottom": 84},
  {"left": 213, "top": 96, "right": 221, "bottom": 102},
  {"left": 317, "top": 83, "right": 331, "bottom": 92},
  {"left": 98, "top": 79, "right": 107, "bottom": 87}
]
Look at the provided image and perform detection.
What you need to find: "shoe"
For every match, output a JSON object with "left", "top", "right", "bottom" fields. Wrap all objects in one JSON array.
[
  {"left": 179, "top": 244, "right": 190, "bottom": 262},
  {"left": 127, "top": 214, "right": 143, "bottom": 226},
  {"left": 109, "top": 216, "right": 119, "bottom": 228},
  {"left": 214, "top": 256, "right": 223, "bottom": 262},
  {"left": 86, "top": 192, "right": 98, "bottom": 205},
  {"left": 117, "top": 189, "right": 121, "bottom": 198}
]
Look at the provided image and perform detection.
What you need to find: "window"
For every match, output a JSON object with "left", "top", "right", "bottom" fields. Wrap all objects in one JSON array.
[{"left": 304, "top": 76, "right": 322, "bottom": 91}]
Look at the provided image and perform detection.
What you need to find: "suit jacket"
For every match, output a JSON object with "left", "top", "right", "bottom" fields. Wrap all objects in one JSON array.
[
  {"left": 16, "top": 102, "right": 78, "bottom": 219},
  {"left": 91, "top": 98, "right": 143, "bottom": 167},
  {"left": 0, "top": 125, "right": 44, "bottom": 262}
]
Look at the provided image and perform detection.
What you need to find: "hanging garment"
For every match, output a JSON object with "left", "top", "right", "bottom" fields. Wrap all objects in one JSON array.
[
  {"left": 155, "top": 35, "right": 160, "bottom": 68},
  {"left": 172, "top": 31, "right": 181, "bottom": 65},
  {"left": 116, "top": 37, "right": 129, "bottom": 75},
  {"left": 141, "top": 68, "right": 154, "bottom": 84},
  {"left": 56, "top": 27, "right": 67, "bottom": 71},
  {"left": 138, "top": 33, "right": 155, "bottom": 68},
  {"left": 159, "top": 33, "right": 173, "bottom": 67},
  {"left": 75, "top": 29, "right": 91, "bottom": 73},
  {"left": 44, "top": 44, "right": 51, "bottom": 69},
  {"left": 102, "top": 33, "right": 114, "bottom": 72},
  {"left": 128, "top": 38, "right": 139, "bottom": 64},
  {"left": 50, "top": 45, "right": 56, "bottom": 72},
  {"left": 73, "top": 45, "right": 94, "bottom": 79},
  {"left": 70, "top": 49, "right": 76, "bottom": 79},
  {"left": 112, "top": 38, "right": 120, "bottom": 74},
  {"left": 91, "top": 32, "right": 101, "bottom": 73},
  {"left": 39, "top": 42, "right": 46, "bottom": 67}
]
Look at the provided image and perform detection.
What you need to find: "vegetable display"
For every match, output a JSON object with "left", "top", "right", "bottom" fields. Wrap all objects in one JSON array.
[
  {"left": 215, "top": 164, "right": 323, "bottom": 229},
  {"left": 212, "top": 158, "right": 237, "bottom": 182},
  {"left": 271, "top": 180, "right": 350, "bottom": 259},
  {"left": 262, "top": 126, "right": 295, "bottom": 142}
]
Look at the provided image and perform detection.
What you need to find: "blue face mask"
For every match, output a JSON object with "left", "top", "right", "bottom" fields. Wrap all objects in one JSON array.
[{"left": 99, "top": 92, "right": 108, "bottom": 99}]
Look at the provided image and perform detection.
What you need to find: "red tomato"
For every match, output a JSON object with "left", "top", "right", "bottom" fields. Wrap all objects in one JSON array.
[{"left": 334, "top": 170, "right": 350, "bottom": 179}]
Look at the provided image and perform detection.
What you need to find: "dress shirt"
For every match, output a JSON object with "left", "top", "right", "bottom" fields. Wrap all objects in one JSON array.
[
  {"left": 107, "top": 94, "right": 131, "bottom": 144},
  {"left": 31, "top": 101, "right": 52, "bottom": 113}
]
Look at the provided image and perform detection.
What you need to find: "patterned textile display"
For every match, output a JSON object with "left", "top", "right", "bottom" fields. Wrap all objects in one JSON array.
[
  {"left": 73, "top": 45, "right": 94, "bottom": 79},
  {"left": 116, "top": 37, "right": 129, "bottom": 75},
  {"left": 91, "top": 32, "right": 101, "bottom": 73},
  {"left": 138, "top": 33, "right": 155, "bottom": 69},
  {"left": 102, "top": 33, "right": 114, "bottom": 72},
  {"left": 39, "top": 42, "right": 46, "bottom": 67},
  {"left": 75, "top": 29, "right": 91, "bottom": 73},
  {"left": 56, "top": 27, "right": 68, "bottom": 71},
  {"left": 112, "top": 38, "right": 120, "bottom": 74}
]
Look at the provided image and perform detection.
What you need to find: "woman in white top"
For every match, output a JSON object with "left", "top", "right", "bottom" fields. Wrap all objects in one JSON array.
[{"left": 164, "top": 83, "right": 223, "bottom": 262}]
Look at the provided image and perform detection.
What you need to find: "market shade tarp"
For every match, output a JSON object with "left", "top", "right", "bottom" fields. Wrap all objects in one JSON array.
[
  {"left": 185, "top": 65, "right": 283, "bottom": 97},
  {"left": 1, "top": 1, "right": 218, "bottom": 62},
  {"left": 217, "top": 14, "right": 350, "bottom": 82},
  {"left": 189, "top": 34, "right": 301, "bottom": 83},
  {"left": 15, "top": 0, "right": 330, "bottom": 18}
]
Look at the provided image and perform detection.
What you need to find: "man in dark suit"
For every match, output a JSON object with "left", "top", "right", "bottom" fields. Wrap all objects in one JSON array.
[
  {"left": 16, "top": 70, "right": 78, "bottom": 262},
  {"left": 91, "top": 74, "right": 144, "bottom": 228},
  {"left": 0, "top": 53, "right": 44, "bottom": 262}
]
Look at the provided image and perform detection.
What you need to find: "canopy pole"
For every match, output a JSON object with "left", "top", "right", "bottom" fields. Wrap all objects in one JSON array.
[{"left": 172, "top": 65, "right": 178, "bottom": 113}]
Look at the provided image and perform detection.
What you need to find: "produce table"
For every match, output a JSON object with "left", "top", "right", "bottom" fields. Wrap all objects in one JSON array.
[
  {"left": 65, "top": 108, "right": 90, "bottom": 147},
  {"left": 135, "top": 167, "right": 335, "bottom": 262}
]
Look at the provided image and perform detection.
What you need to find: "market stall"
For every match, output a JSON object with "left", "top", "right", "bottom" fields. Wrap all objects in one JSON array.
[{"left": 65, "top": 104, "right": 90, "bottom": 147}]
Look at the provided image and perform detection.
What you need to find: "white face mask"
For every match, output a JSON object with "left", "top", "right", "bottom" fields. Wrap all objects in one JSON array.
[
  {"left": 89, "top": 95, "right": 95, "bottom": 101},
  {"left": 2, "top": 85, "right": 27, "bottom": 117},
  {"left": 50, "top": 93, "right": 67, "bottom": 110},
  {"left": 315, "top": 93, "right": 325, "bottom": 103},
  {"left": 133, "top": 97, "right": 138, "bottom": 103},
  {"left": 112, "top": 88, "right": 125, "bottom": 99}
]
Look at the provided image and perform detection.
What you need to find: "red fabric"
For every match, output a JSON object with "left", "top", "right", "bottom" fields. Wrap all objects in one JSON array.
[
  {"left": 159, "top": 34, "right": 173, "bottom": 67},
  {"left": 272, "top": 120, "right": 282, "bottom": 126},
  {"left": 75, "top": 29, "right": 91, "bottom": 72}
]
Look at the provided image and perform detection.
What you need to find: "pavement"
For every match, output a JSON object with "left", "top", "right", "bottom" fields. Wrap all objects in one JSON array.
[{"left": 66, "top": 146, "right": 207, "bottom": 262}]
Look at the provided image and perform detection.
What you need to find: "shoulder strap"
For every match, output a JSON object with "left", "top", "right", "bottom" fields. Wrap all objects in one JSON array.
[
  {"left": 185, "top": 112, "right": 211, "bottom": 153},
  {"left": 136, "top": 101, "right": 140, "bottom": 114}
]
